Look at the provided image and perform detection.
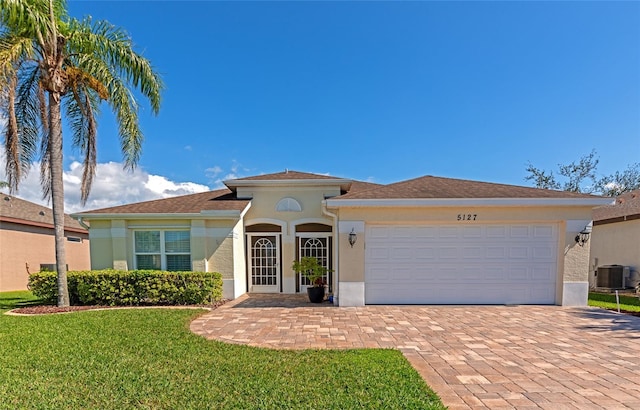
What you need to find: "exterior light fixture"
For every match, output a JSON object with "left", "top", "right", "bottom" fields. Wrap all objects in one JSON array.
[
  {"left": 348, "top": 228, "right": 357, "bottom": 248},
  {"left": 575, "top": 228, "right": 591, "bottom": 247}
]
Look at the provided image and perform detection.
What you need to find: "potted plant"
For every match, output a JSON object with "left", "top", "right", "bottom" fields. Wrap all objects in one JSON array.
[{"left": 292, "top": 256, "right": 332, "bottom": 303}]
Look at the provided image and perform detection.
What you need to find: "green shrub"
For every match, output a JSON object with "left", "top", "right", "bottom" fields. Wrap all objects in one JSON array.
[{"left": 28, "top": 270, "right": 222, "bottom": 306}]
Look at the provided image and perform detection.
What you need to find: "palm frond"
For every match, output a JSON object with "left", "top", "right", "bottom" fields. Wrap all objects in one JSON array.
[
  {"left": 68, "top": 17, "right": 163, "bottom": 114},
  {"left": 63, "top": 81, "right": 99, "bottom": 203},
  {"left": 3, "top": 71, "right": 21, "bottom": 192},
  {"left": 2, "top": 63, "right": 42, "bottom": 193},
  {"left": 15, "top": 64, "right": 41, "bottom": 162},
  {"left": 39, "top": 121, "right": 51, "bottom": 201},
  {"left": 0, "top": 34, "right": 35, "bottom": 76},
  {"left": 72, "top": 49, "right": 143, "bottom": 170},
  {"left": 0, "top": 0, "right": 68, "bottom": 51}
]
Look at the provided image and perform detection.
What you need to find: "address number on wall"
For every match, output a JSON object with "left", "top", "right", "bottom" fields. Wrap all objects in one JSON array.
[{"left": 457, "top": 214, "right": 477, "bottom": 221}]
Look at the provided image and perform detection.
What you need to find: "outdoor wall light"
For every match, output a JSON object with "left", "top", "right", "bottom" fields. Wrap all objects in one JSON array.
[
  {"left": 348, "top": 228, "right": 357, "bottom": 248},
  {"left": 575, "top": 228, "right": 591, "bottom": 247}
]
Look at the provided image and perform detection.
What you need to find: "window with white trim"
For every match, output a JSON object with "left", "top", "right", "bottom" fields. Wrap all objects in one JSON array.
[{"left": 134, "top": 230, "right": 191, "bottom": 271}]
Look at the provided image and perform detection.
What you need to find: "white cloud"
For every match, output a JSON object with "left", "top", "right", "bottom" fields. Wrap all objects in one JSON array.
[
  {"left": 206, "top": 160, "right": 246, "bottom": 188},
  {"left": 0, "top": 146, "right": 210, "bottom": 214},
  {"left": 205, "top": 165, "right": 223, "bottom": 178}
]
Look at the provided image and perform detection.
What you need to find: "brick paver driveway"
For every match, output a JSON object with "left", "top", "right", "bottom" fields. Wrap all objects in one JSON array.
[{"left": 191, "top": 294, "right": 640, "bottom": 409}]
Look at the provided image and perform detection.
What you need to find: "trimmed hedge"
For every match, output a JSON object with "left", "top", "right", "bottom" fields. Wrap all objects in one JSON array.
[{"left": 28, "top": 270, "right": 223, "bottom": 306}]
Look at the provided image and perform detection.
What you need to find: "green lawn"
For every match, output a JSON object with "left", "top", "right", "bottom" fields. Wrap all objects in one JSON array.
[
  {"left": 588, "top": 291, "right": 640, "bottom": 312},
  {"left": 0, "top": 291, "right": 445, "bottom": 410}
]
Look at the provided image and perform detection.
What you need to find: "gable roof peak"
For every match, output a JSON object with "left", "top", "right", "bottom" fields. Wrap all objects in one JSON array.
[
  {"left": 228, "top": 170, "right": 344, "bottom": 182},
  {"left": 224, "top": 170, "right": 354, "bottom": 192}
]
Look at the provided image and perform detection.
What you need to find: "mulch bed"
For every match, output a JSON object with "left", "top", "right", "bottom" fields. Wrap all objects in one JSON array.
[{"left": 10, "top": 299, "right": 229, "bottom": 315}]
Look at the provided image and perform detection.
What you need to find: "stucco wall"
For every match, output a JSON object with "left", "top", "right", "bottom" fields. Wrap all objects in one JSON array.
[
  {"left": 243, "top": 187, "right": 335, "bottom": 294},
  {"left": 0, "top": 222, "right": 90, "bottom": 291},
  {"left": 87, "top": 218, "right": 238, "bottom": 276},
  {"left": 590, "top": 220, "right": 640, "bottom": 286},
  {"left": 335, "top": 206, "right": 594, "bottom": 224}
]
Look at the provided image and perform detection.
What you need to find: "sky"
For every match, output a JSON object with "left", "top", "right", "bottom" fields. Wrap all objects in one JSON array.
[{"left": 1, "top": 0, "right": 639, "bottom": 213}]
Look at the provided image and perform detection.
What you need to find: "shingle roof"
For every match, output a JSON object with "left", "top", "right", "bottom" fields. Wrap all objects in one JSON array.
[
  {"left": 0, "top": 194, "right": 87, "bottom": 232},
  {"left": 593, "top": 190, "right": 640, "bottom": 222},
  {"left": 231, "top": 170, "right": 342, "bottom": 181},
  {"left": 76, "top": 189, "right": 250, "bottom": 215},
  {"left": 346, "top": 180, "right": 383, "bottom": 193},
  {"left": 75, "top": 172, "right": 604, "bottom": 217},
  {"left": 336, "top": 175, "right": 603, "bottom": 199}
]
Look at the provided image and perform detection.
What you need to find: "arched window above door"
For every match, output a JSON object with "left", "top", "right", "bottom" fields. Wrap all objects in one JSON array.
[{"left": 275, "top": 197, "right": 302, "bottom": 212}]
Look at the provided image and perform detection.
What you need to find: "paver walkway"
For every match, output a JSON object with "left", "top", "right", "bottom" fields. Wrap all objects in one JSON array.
[{"left": 190, "top": 294, "right": 640, "bottom": 409}]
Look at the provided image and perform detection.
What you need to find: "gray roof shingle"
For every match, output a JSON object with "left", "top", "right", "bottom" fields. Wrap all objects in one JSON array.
[
  {"left": 0, "top": 194, "right": 87, "bottom": 231},
  {"left": 336, "top": 175, "right": 604, "bottom": 199},
  {"left": 76, "top": 189, "right": 249, "bottom": 215},
  {"left": 593, "top": 189, "right": 640, "bottom": 222}
]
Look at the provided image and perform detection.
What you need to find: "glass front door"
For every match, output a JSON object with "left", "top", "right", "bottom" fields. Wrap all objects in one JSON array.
[
  {"left": 298, "top": 236, "right": 330, "bottom": 291},
  {"left": 248, "top": 234, "right": 280, "bottom": 293}
]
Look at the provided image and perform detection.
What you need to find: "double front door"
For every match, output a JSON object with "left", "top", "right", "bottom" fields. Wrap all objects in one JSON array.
[{"left": 247, "top": 233, "right": 331, "bottom": 293}]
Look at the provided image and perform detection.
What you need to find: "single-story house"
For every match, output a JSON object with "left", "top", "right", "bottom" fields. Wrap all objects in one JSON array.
[
  {"left": 0, "top": 194, "right": 90, "bottom": 291},
  {"left": 590, "top": 189, "right": 640, "bottom": 288},
  {"left": 73, "top": 170, "right": 611, "bottom": 306}
]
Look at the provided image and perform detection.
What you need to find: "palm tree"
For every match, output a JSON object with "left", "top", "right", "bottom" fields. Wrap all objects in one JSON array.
[{"left": 0, "top": 0, "right": 162, "bottom": 306}]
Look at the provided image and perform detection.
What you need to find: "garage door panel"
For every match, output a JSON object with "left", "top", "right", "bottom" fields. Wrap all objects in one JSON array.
[
  {"left": 368, "top": 226, "right": 390, "bottom": 239},
  {"left": 367, "top": 266, "right": 390, "bottom": 281},
  {"left": 365, "top": 283, "right": 555, "bottom": 305},
  {"left": 486, "top": 247, "right": 507, "bottom": 258},
  {"left": 463, "top": 226, "right": 483, "bottom": 238},
  {"left": 509, "top": 247, "right": 530, "bottom": 258},
  {"left": 366, "top": 246, "right": 390, "bottom": 260},
  {"left": 534, "top": 226, "right": 555, "bottom": 238},
  {"left": 509, "top": 267, "right": 528, "bottom": 280},
  {"left": 391, "top": 246, "right": 412, "bottom": 259},
  {"left": 531, "top": 266, "right": 554, "bottom": 280},
  {"left": 438, "top": 226, "right": 459, "bottom": 238},
  {"left": 390, "top": 226, "right": 414, "bottom": 239},
  {"left": 415, "top": 227, "right": 438, "bottom": 239},
  {"left": 462, "top": 246, "right": 484, "bottom": 258},
  {"left": 365, "top": 223, "right": 558, "bottom": 305},
  {"left": 532, "top": 246, "right": 554, "bottom": 259},
  {"left": 487, "top": 226, "right": 507, "bottom": 238},
  {"left": 510, "top": 226, "right": 531, "bottom": 238},
  {"left": 415, "top": 247, "right": 436, "bottom": 259},
  {"left": 439, "top": 247, "right": 458, "bottom": 258}
]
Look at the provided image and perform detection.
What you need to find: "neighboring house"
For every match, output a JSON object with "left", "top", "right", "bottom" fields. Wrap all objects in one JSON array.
[
  {"left": 590, "top": 190, "right": 640, "bottom": 288},
  {"left": 0, "top": 194, "right": 90, "bottom": 291},
  {"left": 73, "top": 170, "right": 610, "bottom": 306}
]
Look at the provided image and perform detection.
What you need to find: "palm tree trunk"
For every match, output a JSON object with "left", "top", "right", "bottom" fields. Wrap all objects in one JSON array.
[{"left": 49, "top": 92, "right": 70, "bottom": 307}]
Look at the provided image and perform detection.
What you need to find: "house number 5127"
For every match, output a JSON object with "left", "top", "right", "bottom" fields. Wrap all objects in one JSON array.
[{"left": 457, "top": 214, "right": 477, "bottom": 221}]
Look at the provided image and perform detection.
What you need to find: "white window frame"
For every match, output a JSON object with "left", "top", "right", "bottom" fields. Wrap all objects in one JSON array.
[{"left": 133, "top": 229, "right": 191, "bottom": 271}]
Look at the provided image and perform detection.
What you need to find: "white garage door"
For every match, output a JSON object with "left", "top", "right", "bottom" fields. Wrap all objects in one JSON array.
[{"left": 365, "top": 224, "right": 558, "bottom": 305}]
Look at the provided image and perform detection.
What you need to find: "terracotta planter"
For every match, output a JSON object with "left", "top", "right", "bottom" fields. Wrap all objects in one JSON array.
[{"left": 307, "top": 286, "right": 325, "bottom": 303}]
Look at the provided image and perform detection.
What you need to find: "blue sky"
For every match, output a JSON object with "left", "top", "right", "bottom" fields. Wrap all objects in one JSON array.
[{"left": 3, "top": 1, "right": 639, "bottom": 212}]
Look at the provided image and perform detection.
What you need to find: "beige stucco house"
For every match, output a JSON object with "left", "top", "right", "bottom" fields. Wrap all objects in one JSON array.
[
  {"left": 0, "top": 194, "right": 90, "bottom": 291},
  {"left": 73, "top": 170, "right": 611, "bottom": 306},
  {"left": 590, "top": 190, "right": 640, "bottom": 289}
]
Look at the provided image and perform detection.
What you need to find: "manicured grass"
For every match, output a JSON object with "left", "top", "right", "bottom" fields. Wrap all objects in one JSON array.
[
  {"left": 588, "top": 291, "right": 640, "bottom": 312},
  {"left": 0, "top": 292, "right": 445, "bottom": 410},
  {"left": 0, "top": 290, "right": 41, "bottom": 310}
]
